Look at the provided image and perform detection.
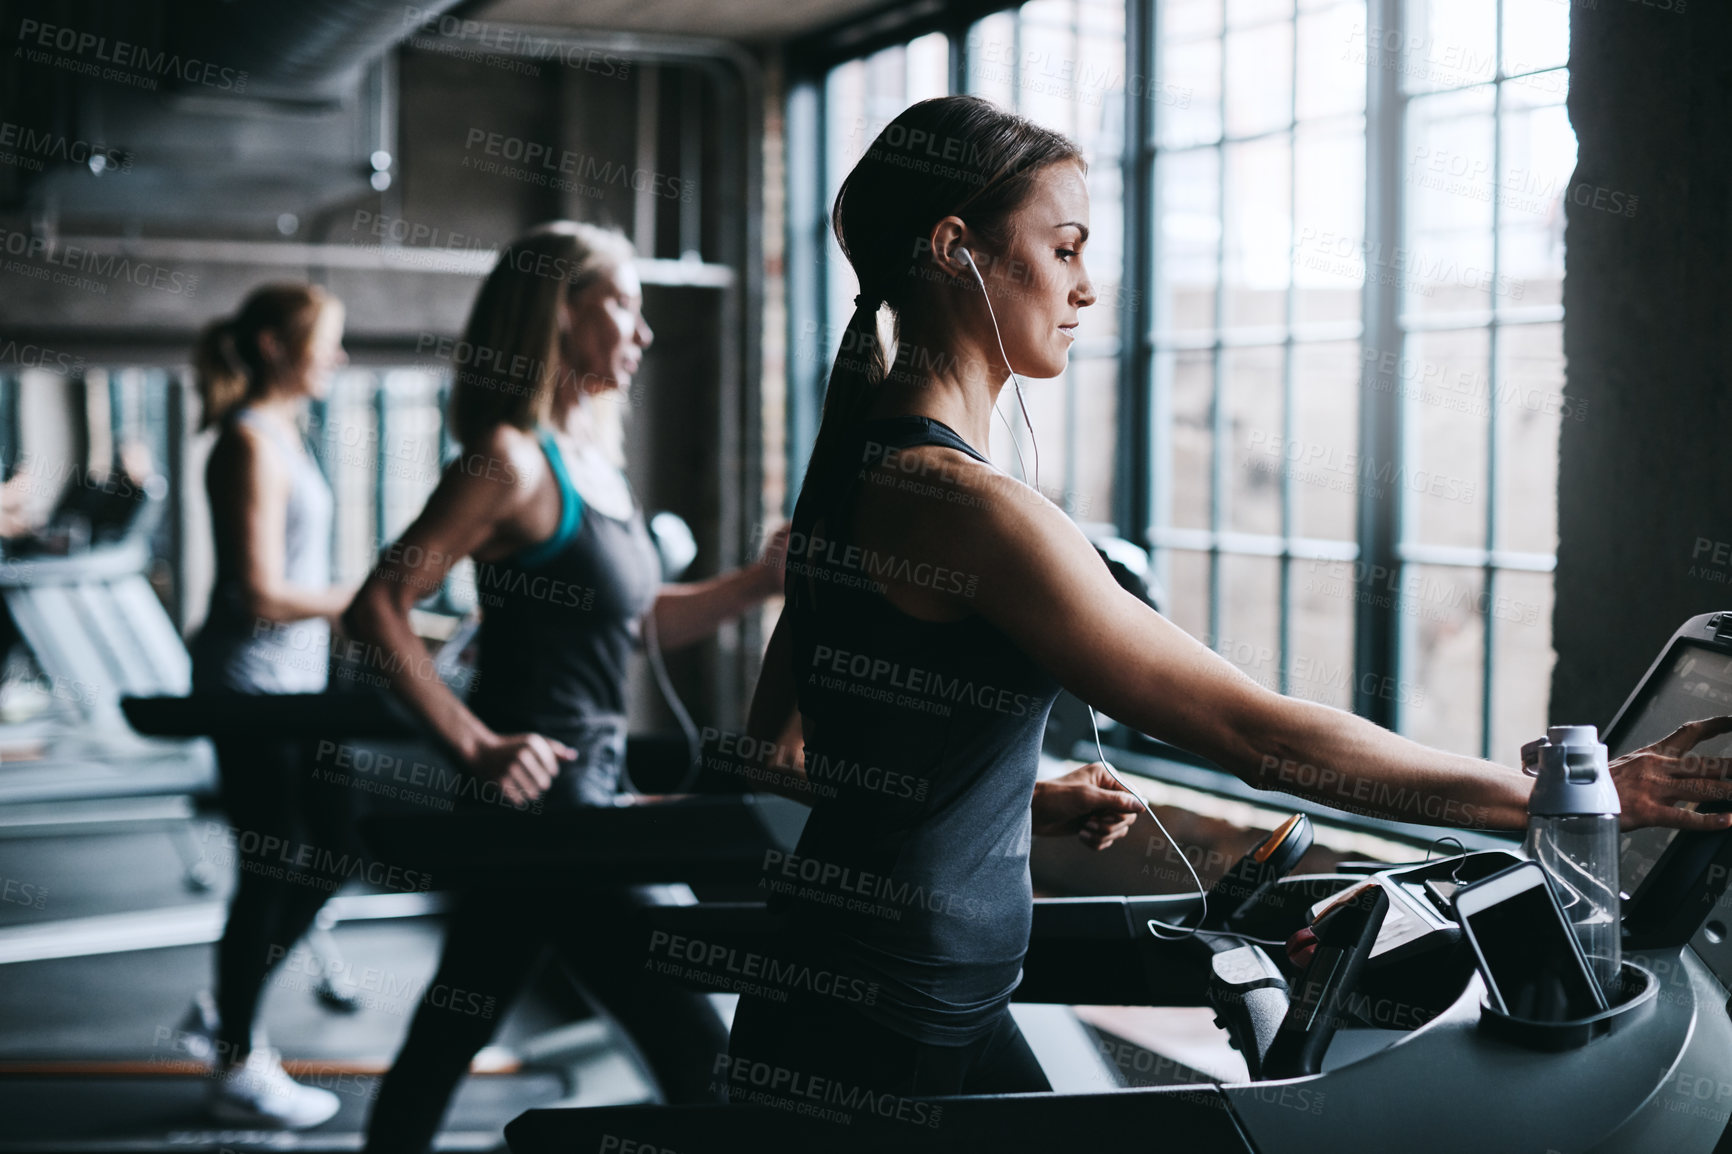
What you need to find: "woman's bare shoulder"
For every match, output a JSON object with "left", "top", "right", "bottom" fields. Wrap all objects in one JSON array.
[
  {"left": 207, "top": 419, "right": 282, "bottom": 490},
  {"left": 852, "top": 442, "right": 1083, "bottom": 613},
  {"left": 453, "top": 422, "right": 550, "bottom": 493}
]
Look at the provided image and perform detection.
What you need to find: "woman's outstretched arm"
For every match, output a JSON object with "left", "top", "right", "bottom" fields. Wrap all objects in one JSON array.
[
  {"left": 849, "top": 443, "right": 1732, "bottom": 834},
  {"left": 650, "top": 525, "right": 789, "bottom": 650}
]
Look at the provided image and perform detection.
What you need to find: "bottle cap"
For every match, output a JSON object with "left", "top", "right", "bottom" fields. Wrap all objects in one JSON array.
[
  {"left": 1528, "top": 724, "right": 1621, "bottom": 817},
  {"left": 1548, "top": 725, "right": 1602, "bottom": 747}
]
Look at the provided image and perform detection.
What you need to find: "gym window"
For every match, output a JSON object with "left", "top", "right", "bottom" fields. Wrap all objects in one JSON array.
[{"left": 785, "top": 0, "right": 1571, "bottom": 769}]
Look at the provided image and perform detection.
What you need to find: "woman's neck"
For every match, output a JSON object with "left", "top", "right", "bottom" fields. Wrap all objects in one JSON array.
[
  {"left": 547, "top": 389, "right": 583, "bottom": 437},
  {"left": 542, "top": 391, "right": 607, "bottom": 463},
  {"left": 863, "top": 314, "right": 1008, "bottom": 454},
  {"left": 245, "top": 388, "right": 306, "bottom": 426},
  {"left": 546, "top": 387, "right": 614, "bottom": 443},
  {"left": 864, "top": 373, "right": 1006, "bottom": 459}
]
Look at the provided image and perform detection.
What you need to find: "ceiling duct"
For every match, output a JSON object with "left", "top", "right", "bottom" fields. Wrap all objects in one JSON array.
[
  {"left": 1, "top": 0, "right": 462, "bottom": 231},
  {"left": 170, "top": 0, "right": 466, "bottom": 104}
]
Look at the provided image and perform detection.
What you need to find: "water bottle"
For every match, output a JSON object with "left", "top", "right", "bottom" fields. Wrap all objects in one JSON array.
[{"left": 1522, "top": 725, "right": 1622, "bottom": 995}]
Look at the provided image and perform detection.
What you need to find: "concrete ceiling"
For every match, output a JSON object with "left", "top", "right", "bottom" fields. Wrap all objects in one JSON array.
[{"left": 469, "top": 0, "right": 886, "bottom": 42}]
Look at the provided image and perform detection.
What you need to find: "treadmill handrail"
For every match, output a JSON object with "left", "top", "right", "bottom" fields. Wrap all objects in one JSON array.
[{"left": 120, "top": 690, "right": 425, "bottom": 741}]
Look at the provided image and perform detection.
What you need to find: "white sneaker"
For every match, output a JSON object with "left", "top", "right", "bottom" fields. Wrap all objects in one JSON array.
[
  {"left": 175, "top": 993, "right": 269, "bottom": 1070},
  {"left": 175, "top": 992, "right": 221, "bottom": 1065},
  {"left": 208, "top": 1047, "right": 341, "bottom": 1129}
]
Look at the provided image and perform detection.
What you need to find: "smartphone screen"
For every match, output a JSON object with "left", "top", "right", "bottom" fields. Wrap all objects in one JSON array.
[{"left": 1462, "top": 879, "right": 1605, "bottom": 1020}]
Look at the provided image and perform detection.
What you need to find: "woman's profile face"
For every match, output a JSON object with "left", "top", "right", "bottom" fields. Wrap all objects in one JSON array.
[
  {"left": 972, "top": 161, "right": 1095, "bottom": 381},
  {"left": 286, "top": 302, "right": 347, "bottom": 401},
  {"left": 562, "top": 262, "right": 654, "bottom": 395}
]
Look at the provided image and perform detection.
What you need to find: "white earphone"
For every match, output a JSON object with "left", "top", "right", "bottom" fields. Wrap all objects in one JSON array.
[
  {"left": 955, "top": 245, "right": 1039, "bottom": 490},
  {"left": 958, "top": 243, "right": 1212, "bottom": 938}
]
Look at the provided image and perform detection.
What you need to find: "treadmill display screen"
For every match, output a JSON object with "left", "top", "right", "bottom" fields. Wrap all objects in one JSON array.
[{"left": 1611, "top": 642, "right": 1732, "bottom": 897}]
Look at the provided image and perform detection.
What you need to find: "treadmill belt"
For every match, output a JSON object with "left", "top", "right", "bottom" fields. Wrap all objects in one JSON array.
[{"left": 0, "top": 1072, "right": 566, "bottom": 1152}]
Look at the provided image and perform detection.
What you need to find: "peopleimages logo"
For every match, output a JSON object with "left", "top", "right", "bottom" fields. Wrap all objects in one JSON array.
[
  {"left": 807, "top": 644, "right": 1044, "bottom": 719},
  {"left": 15, "top": 18, "right": 249, "bottom": 92},
  {"left": 759, "top": 850, "right": 987, "bottom": 923},
  {"left": 462, "top": 129, "right": 694, "bottom": 202},
  {"left": 0, "top": 227, "right": 198, "bottom": 297},
  {"left": 644, "top": 930, "right": 880, "bottom": 1005},
  {"left": 0, "top": 336, "right": 83, "bottom": 375},
  {"left": 0, "top": 121, "right": 130, "bottom": 173},
  {"left": 712, "top": 1054, "right": 945, "bottom": 1129}
]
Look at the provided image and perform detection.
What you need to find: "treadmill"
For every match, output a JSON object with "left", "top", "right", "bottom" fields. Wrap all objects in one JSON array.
[
  {"left": 1607, "top": 611, "right": 1732, "bottom": 962},
  {"left": 0, "top": 480, "right": 215, "bottom": 882},
  {"left": 501, "top": 610, "right": 1732, "bottom": 1154}
]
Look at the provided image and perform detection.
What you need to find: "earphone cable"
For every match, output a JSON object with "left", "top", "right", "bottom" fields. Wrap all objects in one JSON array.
[{"left": 962, "top": 252, "right": 1039, "bottom": 491}]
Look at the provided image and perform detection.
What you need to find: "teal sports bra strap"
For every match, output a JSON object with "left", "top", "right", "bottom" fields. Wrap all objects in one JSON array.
[{"left": 514, "top": 427, "right": 585, "bottom": 569}]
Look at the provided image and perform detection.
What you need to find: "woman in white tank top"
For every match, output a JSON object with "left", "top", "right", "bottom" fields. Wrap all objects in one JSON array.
[{"left": 184, "top": 283, "right": 360, "bottom": 1129}]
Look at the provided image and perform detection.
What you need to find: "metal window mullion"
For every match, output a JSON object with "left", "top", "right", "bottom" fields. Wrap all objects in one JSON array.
[
  {"left": 1278, "top": 6, "right": 1300, "bottom": 696},
  {"left": 679, "top": 71, "right": 704, "bottom": 259},
  {"left": 431, "top": 372, "right": 463, "bottom": 615},
  {"left": 373, "top": 376, "right": 390, "bottom": 567},
  {"left": 0, "top": 373, "right": 15, "bottom": 481},
  {"left": 165, "top": 372, "right": 189, "bottom": 631},
  {"left": 1207, "top": 6, "right": 1230, "bottom": 653},
  {"left": 1060, "top": 0, "right": 1079, "bottom": 503},
  {"left": 1354, "top": 0, "right": 1405, "bottom": 727},
  {"left": 784, "top": 79, "right": 825, "bottom": 515},
  {"left": 1151, "top": 525, "right": 1358, "bottom": 560},
  {"left": 1209, "top": 337, "right": 1225, "bottom": 651},
  {"left": 1481, "top": 0, "right": 1507, "bottom": 760},
  {"left": 634, "top": 65, "right": 662, "bottom": 260},
  {"left": 108, "top": 373, "right": 127, "bottom": 470},
  {"left": 1208, "top": 159, "right": 1227, "bottom": 648},
  {"left": 948, "top": 16, "right": 966, "bottom": 94},
  {"left": 1127, "top": 0, "right": 1159, "bottom": 567}
]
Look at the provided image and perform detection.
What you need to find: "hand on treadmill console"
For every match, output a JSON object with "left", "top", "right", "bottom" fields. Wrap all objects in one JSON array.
[
  {"left": 1609, "top": 715, "right": 1732, "bottom": 831},
  {"left": 473, "top": 732, "right": 576, "bottom": 806}
]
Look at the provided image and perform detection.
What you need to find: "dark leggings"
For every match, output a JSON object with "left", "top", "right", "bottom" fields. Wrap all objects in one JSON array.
[
  {"left": 213, "top": 736, "right": 359, "bottom": 1058},
  {"left": 726, "top": 991, "right": 1050, "bottom": 1103},
  {"left": 363, "top": 885, "right": 730, "bottom": 1154}
]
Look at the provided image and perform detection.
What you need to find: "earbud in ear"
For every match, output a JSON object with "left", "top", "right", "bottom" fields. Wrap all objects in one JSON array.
[{"left": 956, "top": 246, "right": 986, "bottom": 289}]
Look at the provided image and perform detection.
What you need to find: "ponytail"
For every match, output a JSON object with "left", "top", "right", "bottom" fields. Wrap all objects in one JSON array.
[
  {"left": 193, "top": 320, "right": 250, "bottom": 431},
  {"left": 802, "top": 294, "right": 889, "bottom": 497},
  {"left": 192, "top": 282, "right": 334, "bottom": 432}
]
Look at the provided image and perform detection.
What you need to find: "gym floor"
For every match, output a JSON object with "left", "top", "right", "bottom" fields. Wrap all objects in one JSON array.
[{"left": 0, "top": 818, "right": 650, "bottom": 1153}]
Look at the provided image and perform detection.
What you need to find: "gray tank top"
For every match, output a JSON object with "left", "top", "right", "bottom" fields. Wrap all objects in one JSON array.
[
  {"left": 468, "top": 427, "right": 662, "bottom": 807},
  {"left": 191, "top": 406, "right": 334, "bottom": 694},
  {"left": 778, "top": 415, "right": 1063, "bottom": 1044}
]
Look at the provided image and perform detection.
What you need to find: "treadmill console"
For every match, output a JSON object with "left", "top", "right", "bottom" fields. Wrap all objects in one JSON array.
[{"left": 1606, "top": 612, "right": 1732, "bottom": 962}]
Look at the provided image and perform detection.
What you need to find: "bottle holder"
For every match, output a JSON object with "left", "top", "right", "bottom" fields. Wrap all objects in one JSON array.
[{"left": 1476, "top": 961, "right": 1657, "bottom": 1052}]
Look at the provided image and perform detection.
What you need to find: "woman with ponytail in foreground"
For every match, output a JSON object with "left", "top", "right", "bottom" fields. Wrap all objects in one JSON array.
[
  {"left": 735, "top": 94, "right": 1732, "bottom": 1105},
  {"left": 187, "top": 283, "right": 358, "bottom": 1128}
]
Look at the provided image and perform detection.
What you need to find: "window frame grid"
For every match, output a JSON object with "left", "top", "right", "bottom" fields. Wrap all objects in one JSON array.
[
  {"left": 786, "top": 0, "right": 1566, "bottom": 766},
  {"left": 1146, "top": 1, "right": 1345, "bottom": 701},
  {"left": 1389, "top": 3, "right": 1567, "bottom": 759}
]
